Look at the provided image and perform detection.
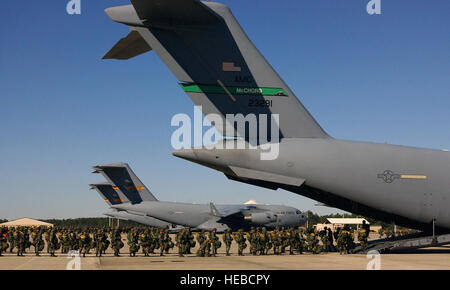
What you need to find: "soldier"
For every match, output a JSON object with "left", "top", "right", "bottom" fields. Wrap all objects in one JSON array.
[
  {"left": 357, "top": 224, "right": 369, "bottom": 252},
  {"left": 327, "top": 227, "right": 335, "bottom": 252},
  {"left": 178, "top": 229, "right": 189, "bottom": 257},
  {"left": 0, "top": 227, "right": 9, "bottom": 256},
  {"left": 110, "top": 229, "right": 124, "bottom": 257},
  {"left": 306, "top": 229, "right": 321, "bottom": 254},
  {"left": 149, "top": 228, "right": 159, "bottom": 254},
  {"left": 271, "top": 228, "right": 281, "bottom": 255},
  {"left": 79, "top": 231, "right": 91, "bottom": 257},
  {"left": 344, "top": 227, "right": 355, "bottom": 254},
  {"left": 209, "top": 229, "right": 221, "bottom": 256},
  {"left": 234, "top": 229, "right": 247, "bottom": 256},
  {"left": 280, "top": 227, "right": 287, "bottom": 254},
  {"left": 127, "top": 228, "right": 140, "bottom": 257},
  {"left": 14, "top": 227, "right": 26, "bottom": 256},
  {"left": 23, "top": 228, "right": 31, "bottom": 254},
  {"left": 287, "top": 227, "right": 298, "bottom": 255},
  {"left": 296, "top": 227, "right": 305, "bottom": 255},
  {"left": 48, "top": 229, "right": 60, "bottom": 257},
  {"left": 185, "top": 228, "right": 196, "bottom": 255},
  {"left": 259, "top": 228, "right": 269, "bottom": 255},
  {"left": 337, "top": 226, "right": 353, "bottom": 255},
  {"left": 196, "top": 230, "right": 207, "bottom": 257},
  {"left": 102, "top": 228, "right": 110, "bottom": 255},
  {"left": 159, "top": 228, "right": 170, "bottom": 256},
  {"left": 69, "top": 230, "right": 79, "bottom": 252},
  {"left": 31, "top": 228, "right": 44, "bottom": 256},
  {"left": 94, "top": 230, "right": 107, "bottom": 257},
  {"left": 319, "top": 227, "right": 331, "bottom": 253},
  {"left": 139, "top": 229, "right": 151, "bottom": 257},
  {"left": 60, "top": 231, "right": 71, "bottom": 254},
  {"left": 6, "top": 229, "right": 14, "bottom": 253},
  {"left": 247, "top": 228, "right": 257, "bottom": 255},
  {"left": 203, "top": 234, "right": 213, "bottom": 257},
  {"left": 223, "top": 229, "right": 233, "bottom": 256}
]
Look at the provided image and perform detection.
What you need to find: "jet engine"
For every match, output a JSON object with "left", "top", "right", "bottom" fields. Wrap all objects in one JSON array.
[{"left": 244, "top": 212, "right": 277, "bottom": 225}]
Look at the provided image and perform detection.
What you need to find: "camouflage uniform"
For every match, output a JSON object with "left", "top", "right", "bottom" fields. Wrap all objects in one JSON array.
[
  {"left": 139, "top": 230, "right": 151, "bottom": 257},
  {"left": 357, "top": 228, "right": 369, "bottom": 251},
  {"left": 159, "top": 228, "right": 170, "bottom": 256},
  {"left": 177, "top": 229, "right": 189, "bottom": 257},
  {"left": 6, "top": 230, "right": 15, "bottom": 253},
  {"left": 0, "top": 228, "right": 9, "bottom": 256},
  {"left": 60, "top": 231, "right": 71, "bottom": 254},
  {"left": 280, "top": 227, "right": 287, "bottom": 254},
  {"left": 247, "top": 228, "right": 257, "bottom": 255},
  {"left": 209, "top": 229, "right": 221, "bottom": 256},
  {"left": 271, "top": 229, "right": 281, "bottom": 255},
  {"left": 94, "top": 230, "right": 107, "bottom": 257},
  {"left": 14, "top": 228, "right": 26, "bottom": 256},
  {"left": 79, "top": 232, "right": 91, "bottom": 257},
  {"left": 31, "top": 229, "right": 44, "bottom": 256},
  {"left": 259, "top": 228, "right": 269, "bottom": 255},
  {"left": 223, "top": 229, "right": 233, "bottom": 256},
  {"left": 307, "top": 230, "right": 321, "bottom": 254},
  {"left": 48, "top": 230, "right": 60, "bottom": 257},
  {"left": 196, "top": 230, "right": 207, "bottom": 257},
  {"left": 234, "top": 229, "right": 247, "bottom": 256},
  {"left": 110, "top": 229, "right": 124, "bottom": 257},
  {"left": 127, "top": 229, "right": 140, "bottom": 257},
  {"left": 337, "top": 227, "right": 353, "bottom": 254},
  {"left": 287, "top": 228, "right": 298, "bottom": 255},
  {"left": 186, "top": 228, "right": 196, "bottom": 255},
  {"left": 319, "top": 227, "right": 331, "bottom": 253}
]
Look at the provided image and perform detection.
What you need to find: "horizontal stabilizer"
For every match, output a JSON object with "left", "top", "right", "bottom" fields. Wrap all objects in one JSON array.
[
  {"left": 90, "top": 183, "right": 125, "bottom": 205},
  {"left": 103, "top": 31, "right": 152, "bottom": 60},
  {"left": 230, "top": 166, "right": 305, "bottom": 187}
]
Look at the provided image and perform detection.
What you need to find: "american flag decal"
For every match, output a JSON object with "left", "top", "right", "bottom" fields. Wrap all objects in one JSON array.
[{"left": 222, "top": 62, "right": 241, "bottom": 72}]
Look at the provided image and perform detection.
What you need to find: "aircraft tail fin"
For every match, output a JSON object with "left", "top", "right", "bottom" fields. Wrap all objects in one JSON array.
[
  {"left": 92, "top": 163, "right": 158, "bottom": 204},
  {"left": 90, "top": 183, "right": 125, "bottom": 206},
  {"left": 105, "top": 1, "right": 329, "bottom": 141}
]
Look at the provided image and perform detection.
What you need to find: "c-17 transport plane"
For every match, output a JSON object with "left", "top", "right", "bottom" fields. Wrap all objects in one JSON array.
[
  {"left": 92, "top": 163, "right": 307, "bottom": 232},
  {"left": 103, "top": 1, "right": 450, "bottom": 250},
  {"left": 90, "top": 183, "right": 184, "bottom": 231}
]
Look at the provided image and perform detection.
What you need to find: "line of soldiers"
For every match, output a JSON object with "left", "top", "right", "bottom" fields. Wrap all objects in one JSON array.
[{"left": 0, "top": 224, "right": 370, "bottom": 257}]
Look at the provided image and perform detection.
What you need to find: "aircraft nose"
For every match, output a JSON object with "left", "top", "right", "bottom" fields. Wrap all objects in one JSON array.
[{"left": 172, "top": 149, "right": 197, "bottom": 162}]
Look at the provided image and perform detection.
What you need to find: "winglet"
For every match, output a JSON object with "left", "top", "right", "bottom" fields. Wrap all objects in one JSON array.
[{"left": 210, "top": 202, "right": 222, "bottom": 217}]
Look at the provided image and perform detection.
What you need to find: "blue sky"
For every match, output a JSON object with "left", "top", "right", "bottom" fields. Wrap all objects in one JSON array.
[{"left": 0, "top": 0, "right": 448, "bottom": 219}]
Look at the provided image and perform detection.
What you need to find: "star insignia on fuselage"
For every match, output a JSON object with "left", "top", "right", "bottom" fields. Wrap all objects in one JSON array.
[{"left": 377, "top": 170, "right": 401, "bottom": 183}]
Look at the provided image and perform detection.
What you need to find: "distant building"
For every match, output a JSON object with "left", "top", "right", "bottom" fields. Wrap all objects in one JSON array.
[
  {"left": 315, "top": 218, "right": 370, "bottom": 232},
  {"left": 0, "top": 217, "right": 53, "bottom": 228}
]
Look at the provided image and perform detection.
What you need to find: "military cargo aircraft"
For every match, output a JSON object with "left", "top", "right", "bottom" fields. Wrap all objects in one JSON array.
[
  {"left": 90, "top": 183, "right": 184, "bottom": 231},
  {"left": 92, "top": 163, "right": 307, "bottom": 232},
  {"left": 103, "top": 0, "right": 450, "bottom": 250}
]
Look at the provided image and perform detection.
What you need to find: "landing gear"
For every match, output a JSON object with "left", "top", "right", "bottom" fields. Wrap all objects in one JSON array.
[{"left": 432, "top": 219, "right": 437, "bottom": 245}]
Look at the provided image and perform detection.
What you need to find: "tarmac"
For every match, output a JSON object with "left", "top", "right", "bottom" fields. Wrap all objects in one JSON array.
[{"left": 1, "top": 238, "right": 450, "bottom": 270}]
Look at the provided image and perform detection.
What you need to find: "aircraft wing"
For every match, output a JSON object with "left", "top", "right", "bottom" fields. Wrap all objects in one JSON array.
[{"left": 209, "top": 203, "right": 243, "bottom": 218}]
